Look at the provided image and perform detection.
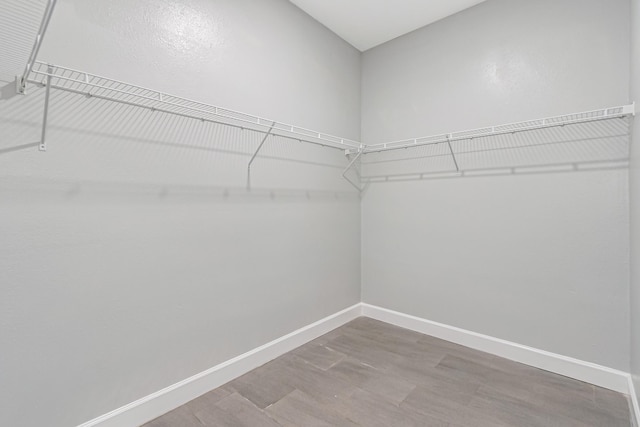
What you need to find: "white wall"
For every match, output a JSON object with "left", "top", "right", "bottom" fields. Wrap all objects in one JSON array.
[
  {"left": 0, "top": 1, "right": 361, "bottom": 426},
  {"left": 361, "top": 0, "right": 631, "bottom": 370},
  {"left": 630, "top": 0, "right": 640, "bottom": 411}
]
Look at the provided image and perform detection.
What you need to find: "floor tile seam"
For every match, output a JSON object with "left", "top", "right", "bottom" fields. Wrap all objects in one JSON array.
[
  {"left": 192, "top": 407, "right": 219, "bottom": 427},
  {"left": 178, "top": 399, "right": 208, "bottom": 427},
  {"left": 257, "top": 399, "right": 287, "bottom": 426},
  {"left": 225, "top": 391, "right": 288, "bottom": 426},
  {"left": 321, "top": 357, "right": 347, "bottom": 371},
  {"left": 270, "top": 386, "right": 301, "bottom": 409}
]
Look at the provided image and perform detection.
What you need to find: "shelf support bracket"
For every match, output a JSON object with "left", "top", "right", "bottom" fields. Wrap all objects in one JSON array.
[
  {"left": 39, "top": 65, "right": 53, "bottom": 151},
  {"left": 247, "top": 122, "right": 276, "bottom": 190},
  {"left": 17, "top": 0, "right": 58, "bottom": 95},
  {"left": 342, "top": 147, "right": 364, "bottom": 192},
  {"left": 446, "top": 135, "right": 459, "bottom": 172}
]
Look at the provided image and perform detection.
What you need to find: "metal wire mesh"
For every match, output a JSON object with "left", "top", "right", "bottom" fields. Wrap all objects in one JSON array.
[
  {"left": 27, "top": 61, "right": 363, "bottom": 151},
  {"left": 365, "top": 104, "right": 635, "bottom": 154}
]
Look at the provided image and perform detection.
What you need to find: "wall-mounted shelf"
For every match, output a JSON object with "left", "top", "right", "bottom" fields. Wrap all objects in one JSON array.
[
  {"left": 24, "top": 61, "right": 363, "bottom": 152},
  {"left": 13, "top": 0, "right": 637, "bottom": 192},
  {"left": 363, "top": 104, "right": 635, "bottom": 155},
  {"left": 351, "top": 104, "right": 635, "bottom": 188}
]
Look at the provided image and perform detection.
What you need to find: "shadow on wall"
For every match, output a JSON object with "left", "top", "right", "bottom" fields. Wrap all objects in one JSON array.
[
  {"left": 360, "top": 116, "right": 631, "bottom": 188},
  {"left": 0, "top": 176, "right": 360, "bottom": 203},
  {"left": 0, "top": 81, "right": 21, "bottom": 101},
  {"left": 0, "top": 81, "right": 358, "bottom": 201}
]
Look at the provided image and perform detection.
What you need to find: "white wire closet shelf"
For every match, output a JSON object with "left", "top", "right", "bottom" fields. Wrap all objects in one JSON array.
[
  {"left": 363, "top": 104, "right": 636, "bottom": 154},
  {"left": 13, "top": 0, "right": 637, "bottom": 191},
  {"left": 25, "top": 61, "right": 363, "bottom": 151}
]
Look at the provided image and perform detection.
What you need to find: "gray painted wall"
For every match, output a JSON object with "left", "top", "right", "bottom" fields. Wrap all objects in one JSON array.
[
  {"left": 630, "top": 0, "right": 640, "bottom": 412},
  {"left": 0, "top": 1, "right": 361, "bottom": 426},
  {"left": 1, "top": 0, "right": 635, "bottom": 426},
  {"left": 361, "top": 0, "right": 631, "bottom": 370}
]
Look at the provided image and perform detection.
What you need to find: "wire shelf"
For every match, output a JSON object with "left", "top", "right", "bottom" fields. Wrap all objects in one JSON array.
[
  {"left": 12, "top": 0, "right": 636, "bottom": 191},
  {"left": 360, "top": 114, "right": 631, "bottom": 183},
  {"left": 26, "top": 61, "right": 363, "bottom": 151},
  {"left": 364, "top": 104, "right": 635, "bottom": 154}
]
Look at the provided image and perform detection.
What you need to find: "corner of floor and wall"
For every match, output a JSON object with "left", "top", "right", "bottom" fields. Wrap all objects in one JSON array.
[
  {"left": 362, "top": 0, "right": 638, "bottom": 424},
  {"left": 360, "top": 0, "right": 638, "bottom": 423},
  {"left": 1, "top": 0, "right": 640, "bottom": 426},
  {"left": 0, "top": 1, "right": 363, "bottom": 426}
]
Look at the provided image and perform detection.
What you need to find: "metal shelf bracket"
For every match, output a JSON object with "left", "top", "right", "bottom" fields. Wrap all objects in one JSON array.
[
  {"left": 38, "top": 65, "right": 53, "bottom": 151},
  {"left": 446, "top": 134, "right": 459, "bottom": 172},
  {"left": 342, "top": 146, "right": 364, "bottom": 192},
  {"left": 247, "top": 122, "right": 276, "bottom": 190},
  {"left": 17, "top": 0, "right": 58, "bottom": 95}
]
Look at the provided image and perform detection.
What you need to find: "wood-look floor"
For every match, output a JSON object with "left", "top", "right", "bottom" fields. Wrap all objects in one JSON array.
[{"left": 143, "top": 318, "right": 632, "bottom": 427}]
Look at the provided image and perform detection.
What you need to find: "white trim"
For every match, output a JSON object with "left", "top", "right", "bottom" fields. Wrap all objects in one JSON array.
[
  {"left": 78, "top": 302, "right": 635, "bottom": 427},
  {"left": 630, "top": 375, "right": 640, "bottom": 427},
  {"left": 361, "top": 303, "right": 630, "bottom": 394},
  {"left": 77, "top": 304, "right": 362, "bottom": 427}
]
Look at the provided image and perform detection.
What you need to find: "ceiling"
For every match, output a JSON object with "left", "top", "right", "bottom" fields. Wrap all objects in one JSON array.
[{"left": 289, "top": 0, "right": 487, "bottom": 51}]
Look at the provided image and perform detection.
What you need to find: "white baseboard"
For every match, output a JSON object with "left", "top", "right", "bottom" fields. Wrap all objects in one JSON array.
[
  {"left": 77, "top": 303, "right": 362, "bottom": 427},
  {"left": 78, "top": 302, "right": 634, "bottom": 427},
  {"left": 630, "top": 376, "right": 640, "bottom": 427},
  {"left": 361, "top": 303, "right": 630, "bottom": 394}
]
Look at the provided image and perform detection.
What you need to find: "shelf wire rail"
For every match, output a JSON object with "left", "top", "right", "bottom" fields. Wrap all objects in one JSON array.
[
  {"left": 24, "top": 61, "right": 362, "bottom": 152},
  {"left": 13, "top": 0, "right": 636, "bottom": 190},
  {"left": 364, "top": 104, "right": 635, "bottom": 154}
]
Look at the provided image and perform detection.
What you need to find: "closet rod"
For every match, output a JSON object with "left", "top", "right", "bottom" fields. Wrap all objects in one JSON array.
[
  {"left": 25, "top": 61, "right": 362, "bottom": 151},
  {"left": 362, "top": 104, "right": 636, "bottom": 154}
]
